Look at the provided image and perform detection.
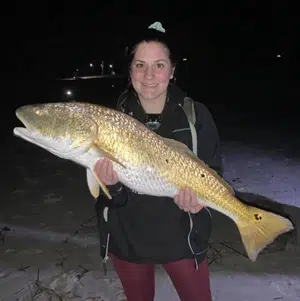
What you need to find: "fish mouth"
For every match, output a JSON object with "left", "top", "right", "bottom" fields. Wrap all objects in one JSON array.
[
  {"left": 13, "top": 124, "right": 70, "bottom": 158},
  {"left": 13, "top": 110, "right": 51, "bottom": 150},
  {"left": 13, "top": 126, "right": 43, "bottom": 146},
  {"left": 13, "top": 126, "right": 30, "bottom": 137},
  {"left": 13, "top": 110, "right": 37, "bottom": 141},
  {"left": 15, "top": 107, "right": 35, "bottom": 132},
  {"left": 13, "top": 114, "right": 79, "bottom": 157}
]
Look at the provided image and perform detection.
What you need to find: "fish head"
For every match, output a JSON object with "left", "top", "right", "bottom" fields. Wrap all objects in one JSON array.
[{"left": 13, "top": 102, "right": 98, "bottom": 157}]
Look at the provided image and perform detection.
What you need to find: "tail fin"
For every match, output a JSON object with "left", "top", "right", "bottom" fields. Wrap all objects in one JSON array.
[{"left": 236, "top": 206, "right": 294, "bottom": 261}]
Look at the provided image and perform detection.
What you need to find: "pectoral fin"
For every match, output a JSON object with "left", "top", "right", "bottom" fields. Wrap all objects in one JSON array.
[
  {"left": 86, "top": 168, "right": 112, "bottom": 200},
  {"left": 86, "top": 143, "right": 125, "bottom": 199},
  {"left": 94, "top": 142, "right": 126, "bottom": 168},
  {"left": 86, "top": 169, "right": 100, "bottom": 199}
]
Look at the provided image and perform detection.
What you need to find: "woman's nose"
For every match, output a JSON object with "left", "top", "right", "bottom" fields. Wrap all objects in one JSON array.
[{"left": 144, "top": 66, "right": 154, "bottom": 79}]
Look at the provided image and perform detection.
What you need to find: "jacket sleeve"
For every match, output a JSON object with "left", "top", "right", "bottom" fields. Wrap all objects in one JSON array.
[
  {"left": 97, "top": 182, "right": 128, "bottom": 208},
  {"left": 194, "top": 102, "right": 224, "bottom": 177}
]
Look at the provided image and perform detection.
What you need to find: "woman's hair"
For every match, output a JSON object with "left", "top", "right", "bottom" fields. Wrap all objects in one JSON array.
[
  {"left": 127, "top": 22, "right": 179, "bottom": 68},
  {"left": 117, "top": 22, "right": 179, "bottom": 110}
]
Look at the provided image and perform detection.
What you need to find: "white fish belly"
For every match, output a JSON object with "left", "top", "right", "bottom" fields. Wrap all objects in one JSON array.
[
  {"left": 114, "top": 164, "right": 177, "bottom": 197},
  {"left": 68, "top": 149, "right": 177, "bottom": 198}
]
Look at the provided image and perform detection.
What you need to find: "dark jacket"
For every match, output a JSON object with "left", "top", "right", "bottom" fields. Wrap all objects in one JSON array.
[{"left": 95, "top": 84, "right": 223, "bottom": 266}]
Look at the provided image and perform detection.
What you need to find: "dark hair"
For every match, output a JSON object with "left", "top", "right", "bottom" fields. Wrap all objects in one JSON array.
[
  {"left": 117, "top": 23, "right": 179, "bottom": 110},
  {"left": 127, "top": 25, "right": 179, "bottom": 68}
]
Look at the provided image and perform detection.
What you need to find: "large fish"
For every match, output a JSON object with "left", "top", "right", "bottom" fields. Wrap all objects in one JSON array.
[{"left": 13, "top": 102, "right": 294, "bottom": 261}]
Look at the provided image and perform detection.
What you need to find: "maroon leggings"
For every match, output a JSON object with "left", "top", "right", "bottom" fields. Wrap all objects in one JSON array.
[{"left": 110, "top": 255, "right": 212, "bottom": 301}]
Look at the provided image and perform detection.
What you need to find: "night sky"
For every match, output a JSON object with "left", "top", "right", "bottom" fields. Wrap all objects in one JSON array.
[
  {"left": 10, "top": 2, "right": 298, "bottom": 78},
  {"left": 2, "top": 1, "right": 298, "bottom": 135}
]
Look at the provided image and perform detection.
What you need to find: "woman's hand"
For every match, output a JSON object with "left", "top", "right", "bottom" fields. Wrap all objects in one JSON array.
[
  {"left": 94, "top": 159, "right": 119, "bottom": 186},
  {"left": 174, "top": 187, "right": 204, "bottom": 214}
]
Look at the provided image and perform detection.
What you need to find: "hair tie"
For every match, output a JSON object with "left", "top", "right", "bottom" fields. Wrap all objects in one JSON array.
[{"left": 148, "top": 21, "right": 166, "bottom": 33}]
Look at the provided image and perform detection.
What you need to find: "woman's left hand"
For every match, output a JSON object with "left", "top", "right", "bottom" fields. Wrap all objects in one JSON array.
[{"left": 174, "top": 187, "right": 204, "bottom": 214}]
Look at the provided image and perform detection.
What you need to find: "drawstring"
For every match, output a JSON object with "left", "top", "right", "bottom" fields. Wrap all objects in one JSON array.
[
  {"left": 102, "top": 233, "right": 110, "bottom": 275},
  {"left": 102, "top": 207, "right": 110, "bottom": 276},
  {"left": 187, "top": 207, "right": 212, "bottom": 271},
  {"left": 187, "top": 212, "right": 199, "bottom": 270},
  {"left": 205, "top": 207, "right": 212, "bottom": 219}
]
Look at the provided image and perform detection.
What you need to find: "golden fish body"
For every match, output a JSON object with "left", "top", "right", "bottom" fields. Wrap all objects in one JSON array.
[{"left": 13, "top": 102, "right": 294, "bottom": 262}]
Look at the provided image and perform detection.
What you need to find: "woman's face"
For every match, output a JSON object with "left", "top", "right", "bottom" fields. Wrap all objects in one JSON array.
[{"left": 130, "top": 41, "right": 174, "bottom": 102}]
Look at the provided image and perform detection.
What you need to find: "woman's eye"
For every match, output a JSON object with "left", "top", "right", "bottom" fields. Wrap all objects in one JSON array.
[{"left": 157, "top": 63, "right": 165, "bottom": 68}]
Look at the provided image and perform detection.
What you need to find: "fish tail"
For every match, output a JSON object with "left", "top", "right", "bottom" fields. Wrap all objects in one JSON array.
[{"left": 236, "top": 206, "right": 294, "bottom": 261}]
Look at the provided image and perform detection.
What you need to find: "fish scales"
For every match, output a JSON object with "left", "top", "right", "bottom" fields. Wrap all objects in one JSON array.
[{"left": 13, "top": 101, "right": 294, "bottom": 262}]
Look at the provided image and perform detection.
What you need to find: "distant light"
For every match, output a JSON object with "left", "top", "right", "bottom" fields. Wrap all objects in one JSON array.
[
  {"left": 112, "top": 84, "right": 115, "bottom": 88},
  {"left": 89, "top": 63, "right": 93, "bottom": 67},
  {"left": 65, "top": 90, "right": 72, "bottom": 96},
  {"left": 182, "top": 58, "right": 187, "bottom": 61},
  {"left": 76, "top": 69, "right": 79, "bottom": 71},
  {"left": 277, "top": 54, "right": 281, "bottom": 58},
  {"left": 109, "top": 64, "right": 113, "bottom": 68}
]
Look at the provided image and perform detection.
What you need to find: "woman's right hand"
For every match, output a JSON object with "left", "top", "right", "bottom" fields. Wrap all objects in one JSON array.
[{"left": 94, "top": 158, "right": 119, "bottom": 186}]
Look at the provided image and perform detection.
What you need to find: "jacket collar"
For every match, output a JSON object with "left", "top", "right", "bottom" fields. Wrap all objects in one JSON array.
[{"left": 168, "top": 83, "right": 187, "bottom": 106}]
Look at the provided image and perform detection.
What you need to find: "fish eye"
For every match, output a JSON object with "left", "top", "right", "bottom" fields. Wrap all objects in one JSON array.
[{"left": 34, "top": 109, "right": 41, "bottom": 115}]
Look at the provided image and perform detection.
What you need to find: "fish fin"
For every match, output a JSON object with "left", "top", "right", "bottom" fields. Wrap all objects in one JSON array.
[
  {"left": 94, "top": 143, "right": 126, "bottom": 168},
  {"left": 89, "top": 168, "right": 112, "bottom": 200},
  {"left": 86, "top": 168, "right": 100, "bottom": 199},
  {"left": 237, "top": 206, "right": 294, "bottom": 262}
]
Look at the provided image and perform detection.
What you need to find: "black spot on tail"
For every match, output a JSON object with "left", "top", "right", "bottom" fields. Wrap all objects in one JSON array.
[{"left": 254, "top": 213, "right": 262, "bottom": 220}]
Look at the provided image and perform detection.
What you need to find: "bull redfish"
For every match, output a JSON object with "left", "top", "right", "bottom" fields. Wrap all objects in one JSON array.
[{"left": 13, "top": 102, "right": 294, "bottom": 261}]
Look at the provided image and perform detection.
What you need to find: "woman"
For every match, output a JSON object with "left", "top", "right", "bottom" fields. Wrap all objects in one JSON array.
[{"left": 95, "top": 22, "right": 223, "bottom": 301}]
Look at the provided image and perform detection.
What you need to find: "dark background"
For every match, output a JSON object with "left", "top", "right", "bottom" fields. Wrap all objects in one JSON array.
[{"left": 4, "top": 1, "right": 300, "bottom": 143}]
